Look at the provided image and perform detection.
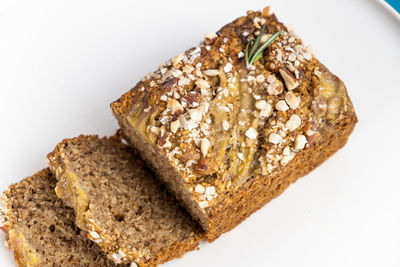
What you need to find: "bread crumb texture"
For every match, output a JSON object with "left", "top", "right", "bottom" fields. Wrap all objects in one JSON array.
[
  {"left": 0, "top": 169, "right": 125, "bottom": 267},
  {"left": 47, "top": 135, "right": 204, "bottom": 266}
]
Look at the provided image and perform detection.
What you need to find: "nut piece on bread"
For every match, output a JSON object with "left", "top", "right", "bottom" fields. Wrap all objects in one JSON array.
[
  {"left": 111, "top": 7, "right": 357, "bottom": 241},
  {"left": 0, "top": 169, "right": 123, "bottom": 267},
  {"left": 47, "top": 135, "right": 204, "bottom": 266}
]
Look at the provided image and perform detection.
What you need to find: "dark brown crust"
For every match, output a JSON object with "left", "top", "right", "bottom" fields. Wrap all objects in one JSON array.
[
  {"left": 47, "top": 135, "right": 204, "bottom": 267},
  {"left": 111, "top": 8, "right": 358, "bottom": 241}
]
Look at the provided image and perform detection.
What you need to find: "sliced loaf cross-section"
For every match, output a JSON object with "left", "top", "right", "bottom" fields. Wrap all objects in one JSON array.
[
  {"left": 47, "top": 135, "right": 204, "bottom": 267},
  {"left": 0, "top": 168, "right": 124, "bottom": 267}
]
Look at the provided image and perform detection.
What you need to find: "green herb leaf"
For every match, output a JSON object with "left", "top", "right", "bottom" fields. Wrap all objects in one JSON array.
[
  {"left": 249, "top": 25, "right": 266, "bottom": 61},
  {"left": 244, "top": 28, "right": 282, "bottom": 67}
]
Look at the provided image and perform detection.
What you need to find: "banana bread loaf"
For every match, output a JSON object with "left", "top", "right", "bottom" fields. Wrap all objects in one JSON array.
[
  {"left": 0, "top": 168, "right": 124, "bottom": 267},
  {"left": 111, "top": 7, "right": 357, "bottom": 241},
  {"left": 47, "top": 135, "right": 204, "bottom": 267}
]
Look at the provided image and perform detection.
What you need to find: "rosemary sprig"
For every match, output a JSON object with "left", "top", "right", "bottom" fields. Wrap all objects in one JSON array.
[{"left": 245, "top": 25, "right": 282, "bottom": 67}]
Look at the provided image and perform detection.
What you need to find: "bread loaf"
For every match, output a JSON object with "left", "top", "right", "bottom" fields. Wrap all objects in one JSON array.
[{"left": 111, "top": 7, "right": 357, "bottom": 240}]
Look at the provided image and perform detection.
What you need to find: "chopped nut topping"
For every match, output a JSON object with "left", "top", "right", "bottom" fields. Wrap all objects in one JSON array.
[
  {"left": 276, "top": 100, "right": 289, "bottom": 111},
  {"left": 171, "top": 53, "right": 184, "bottom": 66},
  {"left": 222, "top": 120, "right": 230, "bottom": 131},
  {"left": 282, "top": 146, "right": 291, "bottom": 156},
  {"left": 167, "top": 99, "right": 184, "bottom": 114},
  {"left": 224, "top": 62, "right": 233, "bottom": 73},
  {"left": 170, "top": 119, "right": 181, "bottom": 133},
  {"left": 89, "top": 231, "right": 100, "bottom": 239},
  {"left": 195, "top": 79, "right": 210, "bottom": 89},
  {"left": 160, "top": 95, "right": 167, "bottom": 101},
  {"left": 269, "top": 133, "right": 282, "bottom": 144},
  {"left": 256, "top": 74, "right": 265, "bottom": 83},
  {"left": 205, "top": 186, "right": 215, "bottom": 196},
  {"left": 295, "top": 134, "right": 307, "bottom": 150},
  {"left": 255, "top": 100, "right": 268, "bottom": 110},
  {"left": 200, "top": 138, "right": 210, "bottom": 156},
  {"left": 245, "top": 127, "right": 258, "bottom": 139},
  {"left": 173, "top": 91, "right": 180, "bottom": 99},
  {"left": 279, "top": 68, "right": 299, "bottom": 90},
  {"left": 281, "top": 151, "right": 295, "bottom": 165},
  {"left": 288, "top": 53, "right": 297, "bottom": 62},
  {"left": 195, "top": 184, "right": 205, "bottom": 194},
  {"left": 267, "top": 74, "right": 276, "bottom": 83},
  {"left": 189, "top": 109, "right": 202, "bottom": 122},
  {"left": 204, "top": 69, "right": 219, "bottom": 76},
  {"left": 199, "top": 200, "right": 209, "bottom": 209},
  {"left": 259, "top": 108, "right": 270, "bottom": 118},
  {"left": 286, "top": 114, "right": 302, "bottom": 131},
  {"left": 285, "top": 92, "right": 301, "bottom": 109},
  {"left": 267, "top": 81, "right": 284, "bottom": 95}
]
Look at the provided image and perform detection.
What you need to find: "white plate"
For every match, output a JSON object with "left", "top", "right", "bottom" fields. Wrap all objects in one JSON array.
[
  {"left": 1, "top": 0, "right": 399, "bottom": 266},
  {"left": 379, "top": 0, "right": 400, "bottom": 21}
]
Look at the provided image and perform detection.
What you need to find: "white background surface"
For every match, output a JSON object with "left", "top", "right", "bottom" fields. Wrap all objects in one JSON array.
[{"left": 0, "top": 0, "right": 399, "bottom": 266}]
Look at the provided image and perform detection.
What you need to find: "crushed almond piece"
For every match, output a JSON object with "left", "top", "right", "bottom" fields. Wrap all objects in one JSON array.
[
  {"left": 279, "top": 68, "right": 299, "bottom": 90},
  {"left": 224, "top": 62, "right": 233, "bottom": 73},
  {"left": 267, "top": 81, "right": 283, "bottom": 95},
  {"left": 167, "top": 99, "right": 184, "bottom": 114},
  {"left": 295, "top": 134, "right": 307, "bottom": 150},
  {"left": 286, "top": 114, "right": 302, "bottom": 131},
  {"left": 205, "top": 186, "right": 215, "bottom": 196},
  {"left": 171, "top": 53, "right": 184, "bottom": 66},
  {"left": 256, "top": 75, "right": 265, "bottom": 83},
  {"left": 276, "top": 100, "right": 289, "bottom": 111},
  {"left": 200, "top": 138, "right": 210, "bottom": 157},
  {"left": 199, "top": 200, "right": 209, "bottom": 209},
  {"left": 255, "top": 100, "right": 268, "bottom": 110},
  {"left": 245, "top": 127, "right": 258, "bottom": 139},
  {"left": 195, "top": 184, "right": 205, "bottom": 194},
  {"left": 285, "top": 92, "right": 301, "bottom": 109},
  {"left": 267, "top": 74, "right": 276, "bottom": 83},
  {"left": 204, "top": 69, "right": 219, "bottom": 76},
  {"left": 170, "top": 119, "right": 181, "bottom": 133},
  {"left": 189, "top": 109, "right": 202, "bottom": 122},
  {"left": 195, "top": 79, "right": 210, "bottom": 89},
  {"left": 269, "top": 133, "right": 282, "bottom": 144}
]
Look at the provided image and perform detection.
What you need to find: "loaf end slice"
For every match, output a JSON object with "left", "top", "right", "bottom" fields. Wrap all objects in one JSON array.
[
  {"left": 0, "top": 168, "right": 124, "bottom": 267},
  {"left": 111, "top": 7, "right": 357, "bottom": 241},
  {"left": 47, "top": 135, "right": 204, "bottom": 267}
]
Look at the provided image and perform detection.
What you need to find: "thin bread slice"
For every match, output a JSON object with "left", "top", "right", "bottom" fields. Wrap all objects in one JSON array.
[
  {"left": 47, "top": 135, "right": 204, "bottom": 267},
  {"left": 111, "top": 7, "right": 357, "bottom": 241},
  {"left": 0, "top": 168, "right": 124, "bottom": 267}
]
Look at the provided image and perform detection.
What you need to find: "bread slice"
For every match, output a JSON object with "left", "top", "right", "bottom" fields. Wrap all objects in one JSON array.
[
  {"left": 0, "top": 168, "right": 124, "bottom": 267},
  {"left": 111, "top": 6, "right": 358, "bottom": 241},
  {"left": 47, "top": 135, "right": 204, "bottom": 267}
]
